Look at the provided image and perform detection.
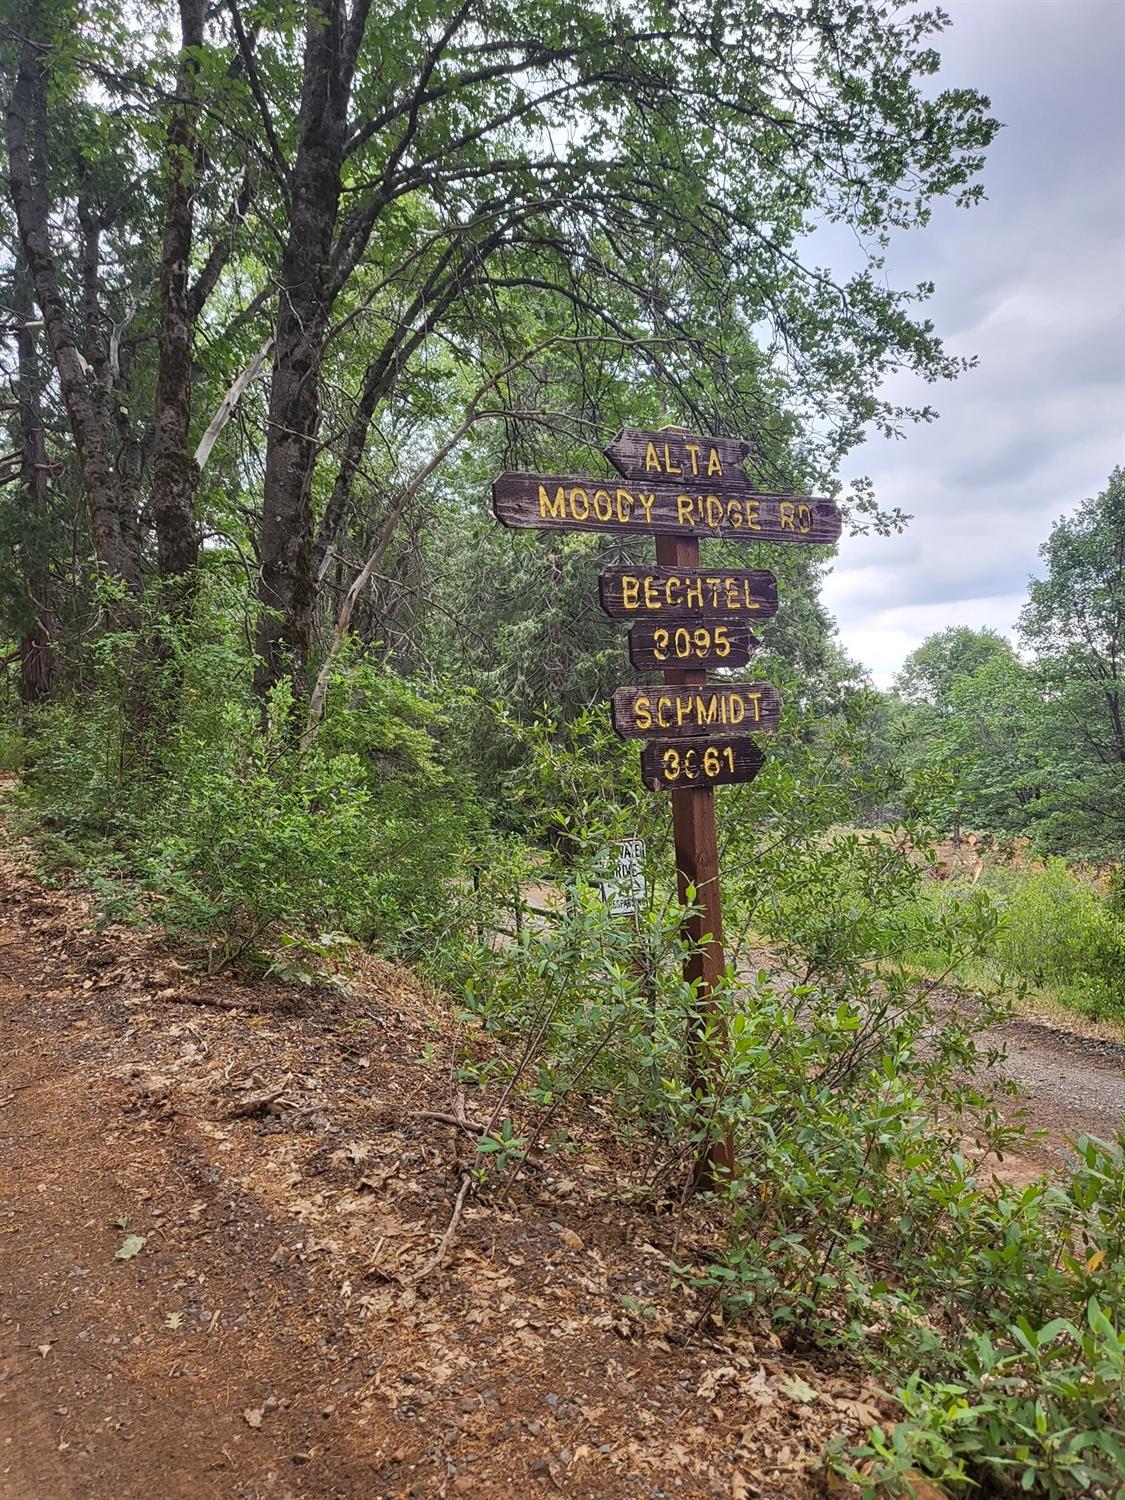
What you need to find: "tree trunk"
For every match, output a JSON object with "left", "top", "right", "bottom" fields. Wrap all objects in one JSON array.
[
  {"left": 151, "top": 0, "right": 206, "bottom": 589},
  {"left": 5, "top": 39, "right": 140, "bottom": 592},
  {"left": 14, "top": 259, "right": 56, "bottom": 704},
  {"left": 252, "top": 0, "right": 351, "bottom": 701}
]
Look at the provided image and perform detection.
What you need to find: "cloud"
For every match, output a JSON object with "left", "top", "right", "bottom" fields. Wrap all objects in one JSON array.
[{"left": 823, "top": 0, "right": 1125, "bottom": 687}]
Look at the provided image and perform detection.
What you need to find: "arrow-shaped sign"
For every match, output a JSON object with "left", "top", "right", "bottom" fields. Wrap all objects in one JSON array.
[
  {"left": 491, "top": 473, "right": 841, "bottom": 547},
  {"left": 610, "top": 682, "right": 781, "bottom": 739},
  {"left": 605, "top": 427, "right": 754, "bottom": 485},
  {"left": 599, "top": 566, "right": 777, "bottom": 620}
]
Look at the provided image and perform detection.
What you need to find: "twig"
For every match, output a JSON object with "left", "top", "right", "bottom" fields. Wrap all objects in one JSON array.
[
  {"left": 151, "top": 991, "right": 255, "bottom": 1013},
  {"left": 411, "top": 1170, "right": 472, "bottom": 1282},
  {"left": 413, "top": 1108, "right": 487, "bottom": 1139}
]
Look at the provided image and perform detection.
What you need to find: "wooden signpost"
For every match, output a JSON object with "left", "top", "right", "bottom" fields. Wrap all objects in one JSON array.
[{"left": 490, "top": 425, "right": 841, "bottom": 1190}]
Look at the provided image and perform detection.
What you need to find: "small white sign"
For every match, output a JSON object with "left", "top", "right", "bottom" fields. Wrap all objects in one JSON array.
[{"left": 603, "top": 838, "right": 646, "bottom": 916}]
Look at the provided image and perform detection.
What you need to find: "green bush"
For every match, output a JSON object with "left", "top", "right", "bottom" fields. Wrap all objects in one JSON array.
[
  {"left": 13, "top": 602, "right": 483, "bottom": 969},
  {"left": 983, "top": 860, "right": 1125, "bottom": 1018},
  {"left": 832, "top": 1136, "right": 1125, "bottom": 1497}
]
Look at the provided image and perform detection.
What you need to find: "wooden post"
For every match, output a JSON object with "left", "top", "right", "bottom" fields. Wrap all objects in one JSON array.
[{"left": 654, "top": 532, "right": 735, "bottom": 1190}]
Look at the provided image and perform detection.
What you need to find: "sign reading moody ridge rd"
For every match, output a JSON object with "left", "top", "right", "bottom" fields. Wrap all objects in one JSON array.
[{"left": 491, "top": 473, "right": 842, "bottom": 547}]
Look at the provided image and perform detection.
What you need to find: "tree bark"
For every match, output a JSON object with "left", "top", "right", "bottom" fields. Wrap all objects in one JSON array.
[
  {"left": 5, "top": 39, "right": 140, "bottom": 592},
  {"left": 13, "top": 258, "right": 55, "bottom": 704},
  {"left": 252, "top": 0, "right": 352, "bottom": 701},
  {"left": 151, "top": 0, "right": 207, "bottom": 587}
]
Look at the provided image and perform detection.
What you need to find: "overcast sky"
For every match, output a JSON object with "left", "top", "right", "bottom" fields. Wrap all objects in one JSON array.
[{"left": 820, "top": 0, "right": 1125, "bottom": 687}]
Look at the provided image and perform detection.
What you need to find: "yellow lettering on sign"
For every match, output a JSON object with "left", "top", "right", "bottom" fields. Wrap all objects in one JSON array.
[
  {"left": 725, "top": 498, "right": 742, "bottom": 529},
  {"left": 684, "top": 577, "right": 703, "bottom": 608},
  {"left": 697, "top": 695, "right": 719, "bottom": 726},
  {"left": 724, "top": 577, "right": 741, "bottom": 610},
  {"left": 797, "top": 502, "right": 812, "bottom": 533},
  {"left": 636, "top": 491, "right": 655, "bottom": 525},
  {"left": 746, "top": 690, "right": 762, "bottom": 722},
  {"left": 779, "top": 500, "right": 796, "bottom": 531},
  {"left": 621, "top": 576, "right": 639, "bottom": 612},
  {"left": 743, "top": 577, "right": 760, "bottom": 611},
  {"left": 570, "top": 487, "right": 590, "bottom": 520},
  {"left": 615, "top": 488, "right": 633, "bottom": 522},
  {"left": 644, "top": 442, "right": 662, "bottom": 473},
  {"left": 675, "top": 697, "right": 691, "bottom": 727},
  {"left": 676, "top": 493, "right": 694, "bottom": 527},
  {"left": 684, "top": 442, "right": 701, "bottom": 475},
  {"left": 634, "top": 695, "right": 653, "bottom": 730},
  {"left": 643, "top": 577, "right": 660, "bottom": 610},
  {"left": 662, "top": 443, "right": 683, "bottom": 477},
  {"left": 665, "top": 576, "right": 682, "bottom": 608},
  {"left": 592, "top": 488, "right": 612, "bottom": 521},
  {"left": 746, "top": 499, "right": 761, "bottom": 531},
  {"left": 707, "top": 448, "right": 723, "bottom": 476},
  {"left": 655, "top": 696, "right": 674, "bottom": 729},
  {"left": 705, "top": 496, "right": 724, "bottom": 530},
  {"left": 538, "top": 484, "right": 566, "bottom": 520},
  {"left": 728, "top": 695, "right": 746, "bottom": 725}
]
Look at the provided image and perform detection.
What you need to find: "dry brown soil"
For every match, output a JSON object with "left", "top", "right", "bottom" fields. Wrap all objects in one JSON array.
[
  {"left": 0, "top": 853, "right": 888, "bottom": 1500},
  {"left": 1, "top": 852, "right": 1120, "bottom": 1500}
]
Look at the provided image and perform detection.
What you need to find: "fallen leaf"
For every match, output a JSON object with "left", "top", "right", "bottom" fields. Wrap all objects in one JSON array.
[
  {"left": 782, "top": 1374, "right": 817, "bottom": 1404},
  {"left": 37, "top": 1344, "right": 51, "bottom": 1358},
  {"left": 558, "top": 1227, "right": 584, "bottom": 1250},
  {"left": 114, "top": 1234, "right": 146, "bottom": 1260},
  {"left": 164, "top": 1311, "right": 183, "bottom": 1330},
  {"left": 243, "top": 1408, "right": 263, "bottom": 1429}
]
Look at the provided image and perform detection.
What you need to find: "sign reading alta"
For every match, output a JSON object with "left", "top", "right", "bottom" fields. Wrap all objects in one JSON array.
[{"left": 605, "top": 427, "right": 754, "bottom": 483}]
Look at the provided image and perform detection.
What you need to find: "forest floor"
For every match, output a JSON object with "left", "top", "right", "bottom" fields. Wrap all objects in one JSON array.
[{"left": 1, "top": 849, "right": 1122, "bottom": 1500}]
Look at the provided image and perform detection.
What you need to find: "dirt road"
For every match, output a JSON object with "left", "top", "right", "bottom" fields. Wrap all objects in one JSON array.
[{"left": 986, "top": 1012, "right": 1125, "bottom": 1151}]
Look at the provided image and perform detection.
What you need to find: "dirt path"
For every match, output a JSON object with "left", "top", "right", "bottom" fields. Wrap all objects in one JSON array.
[
  {"left": 0, "top": 856, "right": 885, "bottom": 1500},
  {"left": 985, "top": 1013, "right": 1125, "bottom": 1151}
]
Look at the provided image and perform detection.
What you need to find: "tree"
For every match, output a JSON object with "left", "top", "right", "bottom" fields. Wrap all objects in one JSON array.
[
  {"left": 892, "top": 629, "right": 1038, "bottom": 836},
  {"left": 893, "top": 626, "right": 1014, "bottom": 708},
  {"left": 1019, "top": 469, "right": 1125, "bottom": 856},
  {"left": 2, "top": 0, "right": 1000, "bottom": 733},
  {"left": 237, "top": 0, "right": 998, "bottom": 700}
]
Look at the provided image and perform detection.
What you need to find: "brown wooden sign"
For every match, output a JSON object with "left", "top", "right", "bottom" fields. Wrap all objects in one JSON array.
[
  {"left": 606, "top": 427, "right": 754, "bottom": 485},
  {"left": 611, "top": 682, "right": 781, "bottom": 739},
  {"left": 628, "top": 621, "right": 759, "bottom": 672},
  {"left": 641, "top": 737, "right": 765, "bottom": 791},
  {"left": 599, "top": 566, "right": 777, "bottom": 621},
  {"left": 491, "top": 473, "right": 841, "bottom": 546}
]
